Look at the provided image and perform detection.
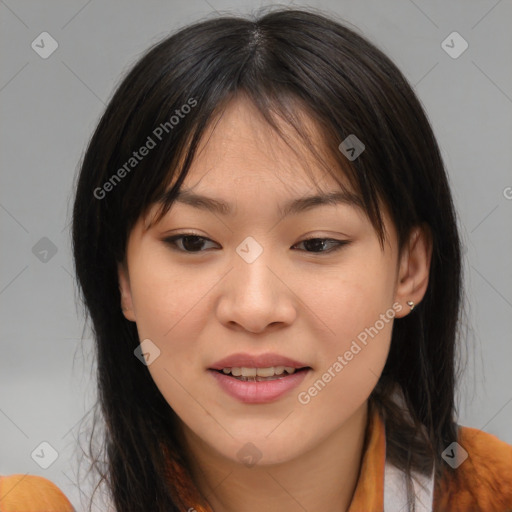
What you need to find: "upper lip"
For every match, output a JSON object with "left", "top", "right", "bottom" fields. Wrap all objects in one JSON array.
[{"left": 209, "top": 352, "right": 310, "bottom": 370}]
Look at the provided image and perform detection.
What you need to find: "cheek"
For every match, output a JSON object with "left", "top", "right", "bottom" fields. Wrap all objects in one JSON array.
[
  {"left": 295, "top": 287, "right": 393, "bottom": 432},
  {"left": 125, "top": 250, "right": 215, "bottom": 410},
  {"left": 308, "top": 251, "right": 395, "bottom": 349},
  {"left": 301, "top": 253, "right": 395, "bottom": 409},
  {"left": 128, "top": 246, "right": 210, "bottom": 342}
]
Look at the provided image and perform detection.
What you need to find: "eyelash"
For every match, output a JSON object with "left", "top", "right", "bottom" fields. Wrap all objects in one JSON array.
[{"left": 163, "top": 232, "right": 350, "bottom": 255}]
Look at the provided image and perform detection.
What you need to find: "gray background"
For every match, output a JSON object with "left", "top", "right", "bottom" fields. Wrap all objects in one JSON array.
[{"left": 1, "top": 0, "right": 511, "bottom": 509}]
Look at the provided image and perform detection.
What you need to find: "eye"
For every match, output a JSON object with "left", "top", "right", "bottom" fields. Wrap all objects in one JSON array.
[
  {"left": 163, "top": 233, "right": 219, "bottom": 253},
  {"left": 163, "top": 233, "right": 350, "bottom": 254},
  {"left": 292, "top": 237, "right": 350, "bottom": 254}
]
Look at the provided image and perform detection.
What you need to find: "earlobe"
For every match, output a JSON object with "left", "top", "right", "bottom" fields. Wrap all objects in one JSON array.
[
  {"left": 394, "top": 224, "right": 432, "bottom": 318},
  {"left": 117, "top": 261, "right": 136, "bottom": 322}
]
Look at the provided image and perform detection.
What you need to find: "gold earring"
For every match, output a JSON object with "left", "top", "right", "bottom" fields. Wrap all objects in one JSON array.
[{"left": 406, "top": 300, "right": 415, "bottom": 311}]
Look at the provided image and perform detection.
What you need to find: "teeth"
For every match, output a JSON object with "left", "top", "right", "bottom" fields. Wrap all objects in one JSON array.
[
  {"left": 220, "top": 366, "right": 298, "bottom": 377},
  {"left": 274, "top": 366, "right": 285, "bottom": 375},
  {"left": 241, "top": 367, "right": 257, "bottom": 377}
]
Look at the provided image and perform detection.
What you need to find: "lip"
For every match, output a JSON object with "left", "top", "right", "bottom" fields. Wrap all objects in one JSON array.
[
  {"left": 209, "top": 352, "right": 309, "bottom": 370},
  {"left": 208, "top": 367, "right": 311, "bottom": 404}
]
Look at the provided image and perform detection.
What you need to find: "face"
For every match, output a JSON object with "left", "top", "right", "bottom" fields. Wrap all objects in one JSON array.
[{"left": 118, "top": 95, "right": 431, "bottom": 467}]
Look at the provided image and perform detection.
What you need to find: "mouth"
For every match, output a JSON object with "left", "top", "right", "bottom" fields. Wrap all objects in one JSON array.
[
  {"left": 208, "top": 366, "right": 311, "bottom": 403},
  {"left": 208, "top": 352, "right": 312, "bottom": 403}
]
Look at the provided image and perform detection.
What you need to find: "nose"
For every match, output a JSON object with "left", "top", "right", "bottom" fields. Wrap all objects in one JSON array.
[{"left": 215, "top": 245, "right": 297, "bottom": 334}]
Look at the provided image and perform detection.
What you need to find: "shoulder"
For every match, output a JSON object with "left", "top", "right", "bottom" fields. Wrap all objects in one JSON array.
[
  {"left": 434, "top": 425, "right": 512, "bottom": 512},
  {"left": 0, "top": 473, "right": 74, "bottom": 511}
]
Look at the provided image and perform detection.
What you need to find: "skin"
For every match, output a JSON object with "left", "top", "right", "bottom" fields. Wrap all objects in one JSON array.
[{"left": 118, "top": 95, "right": 432, "bottom": 512}]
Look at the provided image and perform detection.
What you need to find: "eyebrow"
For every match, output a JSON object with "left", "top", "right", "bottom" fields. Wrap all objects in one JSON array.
[{"left": 158, "top": 187, "right": 364, "bottom": 218}]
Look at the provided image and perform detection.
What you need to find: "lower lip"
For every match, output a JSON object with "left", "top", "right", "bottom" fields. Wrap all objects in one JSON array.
[{"left": 208, "top": 368, "right": 310, "bottom": 404}]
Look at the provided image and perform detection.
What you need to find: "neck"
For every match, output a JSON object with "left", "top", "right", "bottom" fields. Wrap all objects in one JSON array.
[{"left": 181, "top": 401, "right": 369, "bottom": 512}]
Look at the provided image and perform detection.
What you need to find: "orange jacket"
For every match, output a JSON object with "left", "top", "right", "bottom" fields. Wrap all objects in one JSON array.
[
  {"left": 0, "top": 473, "right": 74, "bottom": 511},
  {"left": 2, "top": 409, "right": 511, "bottom": 511}
]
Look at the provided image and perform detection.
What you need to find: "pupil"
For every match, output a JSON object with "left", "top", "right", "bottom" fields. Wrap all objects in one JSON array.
[
  {"left": 306, "top": 239, "right": 326, "bottom": 252},
  {"left": 183, "top": 236, "right": 204, "bottom": 251}
]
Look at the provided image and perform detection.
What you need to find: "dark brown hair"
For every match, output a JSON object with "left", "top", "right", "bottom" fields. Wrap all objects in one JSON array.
[{"left": 72, "top": 6, "right": 465, "bottom": 511}]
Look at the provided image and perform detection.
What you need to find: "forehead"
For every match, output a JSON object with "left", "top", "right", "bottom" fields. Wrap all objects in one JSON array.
[
  {"left": 141, "top": 94, "right": 397, "bottom": 246},
  {"left": 172, "top": 95, "right": 356, "bottom": 200},
  {"left": 139, "top": 94, "right": 392, "bottom": 236}
]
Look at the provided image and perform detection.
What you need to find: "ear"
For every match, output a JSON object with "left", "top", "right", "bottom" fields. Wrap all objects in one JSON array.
[
  {"left": 118, "top": 260, "right": 136, "bottom": 322},
  {"left": 393, "top": 223, "right": 433, "bottom": 318}
]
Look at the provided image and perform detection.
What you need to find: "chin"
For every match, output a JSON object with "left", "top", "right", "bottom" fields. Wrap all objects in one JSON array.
[{"left": 220, "top": 434, "right": 307, "bottom": 467}]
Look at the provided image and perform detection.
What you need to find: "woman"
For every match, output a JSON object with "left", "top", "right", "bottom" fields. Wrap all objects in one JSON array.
[{"left": 2, "top": 7, "right": 511, "bottom": 512}]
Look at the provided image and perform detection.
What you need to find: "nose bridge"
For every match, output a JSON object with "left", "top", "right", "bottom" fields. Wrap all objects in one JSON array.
[
  {"left": 233, "top": 235, "right": 278, "bottom": 302},
  {"left": 217, "top": 234, "right": 296, "bottom": 332}
]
